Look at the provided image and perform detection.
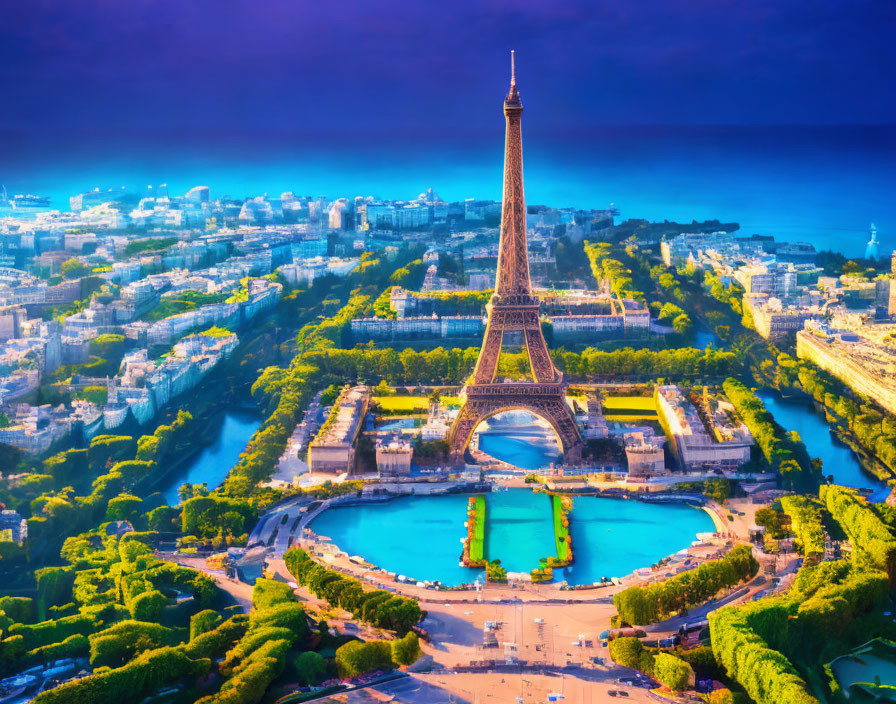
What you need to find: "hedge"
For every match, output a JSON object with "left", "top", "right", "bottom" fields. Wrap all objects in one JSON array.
[
  {"left": 23, "top": 633, "right": 89, "bottom": 669},
  {"left": 31, "top": 646, "right": 210, "bottom": 704},
  {"left": 181, "top": 617, "right": 248, "bottom": 660},
  {"left": 190, "top": 610, "right": 223, "bottom": 641},
  {"left": 779, "top": 495, "right": 825, "bottom": 562},
  {"left": 820, "top": 485, "right": 896, "bottom": 583},
  {"left": 0, "top": 596, "right": 34, "bottom": 624},
  {"left": 709, "top": 557, "right": 889, "bottom": 704},
  {"left": 285, "top": 547, "right": 421, "bottom": 635},
  {"left": 35, "top": 567, "right": 76, "bottom": 619},
  {"left": 335, "top": 640, "right": 393, "bottom": 678},
  {"left": 614, "top": 544, "right": 758, "bottom": 625},
  {"left": 609, "top": 637, "right": 656, "bottom": 676},
  {"left": 251, "top": 578, "right": 295, "bottom": 611},
  {"left": 653, "top": 652, "right": 693, "bottom": 692},
  {"left": 88, "top": 620, "right": 181, "bottom": 668},
  {"left": 709, "top": 600, "right": 820, "bottom": 704},
  {"left": 391, "top": 631, "right": 422, "bottom": 666},
  {"left": 7, "top": 613, "right": 96, "bottom": 651},
  {"left": 196, "top": 596, "right": 307, "bottom": 704}
]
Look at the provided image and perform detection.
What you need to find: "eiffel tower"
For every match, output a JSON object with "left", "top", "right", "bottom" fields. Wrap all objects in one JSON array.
[{"left": 448, "top": 52, "right": 583, "bottom": 464}]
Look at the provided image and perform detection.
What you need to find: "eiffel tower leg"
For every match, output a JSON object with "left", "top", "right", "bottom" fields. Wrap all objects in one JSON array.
[
  {"left": 524, "top": 322, "right": 556, "bottom": 384},
  {"left": 448, "top": 402, "right": 481, "bottom": 465},
  {"left": 472, "top": 323, "right": 503, "bottom": 385}
]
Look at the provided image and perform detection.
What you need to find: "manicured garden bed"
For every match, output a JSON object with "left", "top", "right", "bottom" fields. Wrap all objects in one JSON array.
[{"left": 463, "top": 496, "right": 486, "bottom": 567}]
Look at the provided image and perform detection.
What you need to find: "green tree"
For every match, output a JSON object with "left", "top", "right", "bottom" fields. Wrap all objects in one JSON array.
[
  {"left": 106, "top": 493, "right": 143, "bottom": 524},
  {"left": 672, "top": 313, "right": 693, "bottom": 336},
  {"left": 60, "top": 258, "right": 90, "bottom": 279},
  {"left": 291, "top": 650, "right": 327, "bottom": 686},
  {"left": 190, "top": 610, "right": 223, "bottom": 640},
  {"left": 335, "top": 640, "right": 393, "bottom": 678},
  {"left": 391, "top": 631, "right": 422, "bottom": 666},
  {"left": 653, "top": 652, "right": 693, "bottom": 692}
]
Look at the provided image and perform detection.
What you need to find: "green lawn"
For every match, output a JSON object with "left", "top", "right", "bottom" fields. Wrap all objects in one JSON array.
[
  {"left": 372, "top": 395, "right": 430, "bottom": 414},
  {"left": 552, "top": 495, "right": 570, "bottom": 562},
  {"left": 143, "top": 299, "right": 197, "bottom": 322},
  {"left": 602, "top": 396, "right": 658, "bottom": 412},
  {"left": 470, "top": 496, "right": 486, "bottom": 563},
  {"left": 602, "top": 396, "right": 659, "bottom": 421}
]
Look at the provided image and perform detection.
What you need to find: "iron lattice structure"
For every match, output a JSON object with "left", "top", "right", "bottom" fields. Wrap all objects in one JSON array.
[{"left": 448, "top": 54, "right": 583, "bottom": 464}]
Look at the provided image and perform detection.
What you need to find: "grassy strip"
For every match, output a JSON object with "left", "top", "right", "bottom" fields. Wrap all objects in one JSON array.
[
  {"left": 533, "top": 494, "right": 574, "bottom": 583},
  {"left": 470, "top": 496, "right": 486, "bottom": 563},
  {"left": 373, "top": 395, "right": 431, "bottom": 413},
  {"left": 463, "top": 496, "right": 487, "bottom": 567},
  {"left": 605, "top": 414, "right": 660, "bottom": 422},
  {"left": 553, "top": 495, "right": 571, "bottom": 562},
  {"left": 603, "top": 396, "right": 658, "bottom": 412}
]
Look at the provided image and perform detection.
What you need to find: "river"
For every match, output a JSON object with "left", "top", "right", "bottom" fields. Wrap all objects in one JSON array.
[
  {"left": 161, "top": 409, "right": 262, "bottom": 505},
  {"left": 475, "top": 411, "right": 562, "bottom": 470},
  {"left": 756, "top": 389, "right": 890, "bottom": 501}
]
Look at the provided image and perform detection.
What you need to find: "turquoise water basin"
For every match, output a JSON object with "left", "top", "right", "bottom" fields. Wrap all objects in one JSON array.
[{"left": 310, "top": 490, "right": 714, "bottom": 585}]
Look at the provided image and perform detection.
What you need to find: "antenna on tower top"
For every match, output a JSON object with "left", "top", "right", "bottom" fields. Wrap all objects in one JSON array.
[{"left": 511, "top": 50, "right": 516, "bottom": 85}]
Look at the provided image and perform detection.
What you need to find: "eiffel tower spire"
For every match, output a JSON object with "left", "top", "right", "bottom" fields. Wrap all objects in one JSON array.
[
  {"left": 507, "top": 50, "right": 520, "bottom": 104},
  {"left": 496, "top": 50, "right": 528, "bottom": 296}
]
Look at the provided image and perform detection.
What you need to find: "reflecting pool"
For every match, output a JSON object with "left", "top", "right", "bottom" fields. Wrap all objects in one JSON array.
[
  {"left": 484, "top": 490, "right": 556, "bottom": 573},
  {"left": 310, "top": 493, "right": 483, "bottom": 585},
  {"left": 558, "top": 496, "right": 714, "bottom": 584},
  {"left": 756, "top": 390, "right": 889, "bottom": 501},
  {"left": 310, "top": 490, "right": 714, "bottom": 586},
  {"left": 161, "top": 409, "right": 262, "bottom": 505}
]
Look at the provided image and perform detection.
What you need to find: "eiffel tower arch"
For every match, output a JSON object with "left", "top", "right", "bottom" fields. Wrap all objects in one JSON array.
[{"left": 448, "top": 53, "right": 583, "bottom": 465}]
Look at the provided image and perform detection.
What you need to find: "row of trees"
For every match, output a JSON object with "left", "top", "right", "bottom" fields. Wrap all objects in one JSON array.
[
  {"left": 722, "top": 378, "right": 819, "bottom": 491},
  {"left": 614, "top": 544, "right": 758, "bottom": 625},
  {"left": 584, "top": 241, "right": 644, "bottom": 301},
  {"left": 301, "top": 344, "right": 742, "bottom": 388},
  {"left": 284, "top": 547, "right": 422, "bottom": 635},
  {"left": 555, "top": 346, "right": 740, "bottom": 379},
  {"left": 820, "top": 485, "right": 896, "bottom": 583}
]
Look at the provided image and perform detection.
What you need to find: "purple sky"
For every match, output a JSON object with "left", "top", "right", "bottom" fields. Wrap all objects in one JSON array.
[{"left": 1, "top": 0, "right": 893, "bottom": 134}]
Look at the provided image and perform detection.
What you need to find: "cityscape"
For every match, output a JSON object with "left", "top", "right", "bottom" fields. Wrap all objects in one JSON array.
[{"left": 1, "top": 2, "right": 896, "bottom": 704}]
